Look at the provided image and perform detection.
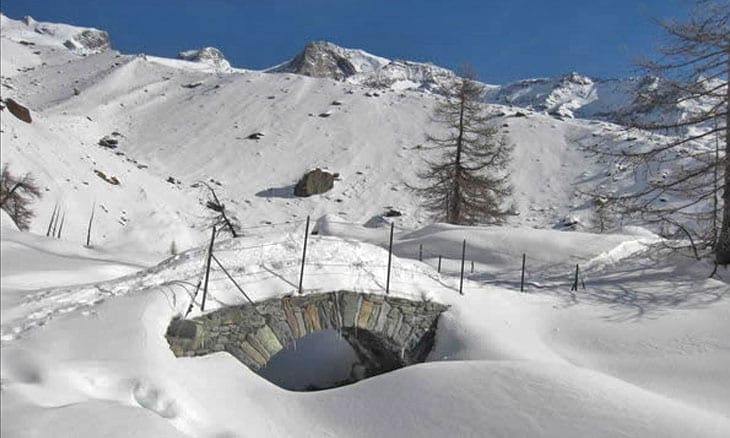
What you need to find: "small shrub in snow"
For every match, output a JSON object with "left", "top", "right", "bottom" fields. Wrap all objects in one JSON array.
[{"left": 0, "top": 163, "right": 42, "bottom": 231}]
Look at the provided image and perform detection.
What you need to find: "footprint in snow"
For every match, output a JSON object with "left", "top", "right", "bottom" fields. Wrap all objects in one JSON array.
[{"left": 132, "top": 380, "right": 178, "bottom": 419}]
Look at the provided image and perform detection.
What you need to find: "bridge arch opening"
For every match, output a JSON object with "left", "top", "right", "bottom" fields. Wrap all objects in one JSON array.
[{"left": 166, "top": 291, "right": 448, "bottom": 391}]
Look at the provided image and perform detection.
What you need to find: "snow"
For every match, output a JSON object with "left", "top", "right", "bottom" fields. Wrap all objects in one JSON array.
[
  {"left": 1, "top": 12, "right": 729, "bottom": 438},
  {"left": 2, "top": 222, "right": 728, "bottom": 437}
]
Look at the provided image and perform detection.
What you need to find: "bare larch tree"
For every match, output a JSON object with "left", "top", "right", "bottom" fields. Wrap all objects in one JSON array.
[
  {"left": 0, "top": 163, "right": 42, "bottom": 231},
  {"left": 601, "top": 1, "right": 729, "bottom": 264},
  {"left": 415, "top": 67, "right": 513, "bottom": 225}
]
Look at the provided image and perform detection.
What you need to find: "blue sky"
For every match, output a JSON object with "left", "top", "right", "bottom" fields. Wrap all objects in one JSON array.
[{"left": 2, "top": 0, "right": 692, "bottom": 83}]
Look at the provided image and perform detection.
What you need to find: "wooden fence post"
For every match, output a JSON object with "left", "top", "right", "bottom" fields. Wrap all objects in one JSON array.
[
  {"left": 437, "top": 255, "right": 442, "bottom": 273},
  {"left": 419, "top": 244, "right": 423, "bottom": 262},
  {"left": 459, "top": 239, "right": 466, "bottom": 295},
  {"left": 298, "top": 216, "right": 310, "bottom": 294},
  {"left": 570, "top": 264, "right": 579, "bottom": 291},
  {"left": 386, "top": 222, "right": 394, "bottom": 294},
  {"left": 201, "top": 225, "right": 216, "bottom": 311},
  {"left": 520, "top": 253, "right": 526, "bottom": 292}
]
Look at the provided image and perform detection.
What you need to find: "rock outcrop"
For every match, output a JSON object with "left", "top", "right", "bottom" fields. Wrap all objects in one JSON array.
[
  {"left": 177, "top": 47, "right": 231, "bottom": 71},
  {"left": 294, "top": 168, "right": 335, "bottom": 197},
  {"left": 4, "top": 98, "right": 32, "bottom": 123}
]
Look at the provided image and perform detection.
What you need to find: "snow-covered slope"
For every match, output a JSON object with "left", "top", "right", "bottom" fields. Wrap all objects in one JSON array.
[
  {"left": 0, "top": 13, "right": 110, "bottom": 55},
  {"left": 1, "top": 12, "right": 709, "bottom": 253},
  {"left": 1, "top": 222, "right": 728, "bottom": 437},
  {"left": 1, "top": 13, "right": 728, "bottom": 438}
]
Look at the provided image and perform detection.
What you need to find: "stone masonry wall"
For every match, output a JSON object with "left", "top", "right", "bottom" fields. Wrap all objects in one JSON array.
[{"left": 166, "top": 291, "right": 448, "bottom": 372}]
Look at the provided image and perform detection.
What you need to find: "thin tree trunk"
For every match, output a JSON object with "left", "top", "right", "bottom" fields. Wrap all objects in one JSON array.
[
  {"left": 715, "top": 52, "right": 730, "bottom": 265},
  {"left": 450, "top": 87, "right": 466, "bottom": 224},
  {"left": 0, "top": 182, "right": 22, "bottom": 208},
  {"left": 56, "top": 211, "right": 65, "bottom": 239},
  {"left": 46, "top": 203, "right": 58, "bottom": 237},
  {"left": 86, "top": 202, "right": 95, "bottom": 247}
]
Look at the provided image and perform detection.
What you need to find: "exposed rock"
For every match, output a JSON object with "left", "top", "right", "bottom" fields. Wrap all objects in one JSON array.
[
  {"left": 94, "top": 169, "right": 120, "bottom": 185},
  {"left": 269, "top": 41, "right": 361, "bottom": 80},
  {"left": 556, "top": 216, "right": 580, "bottom": 230},
  {"left": 181, "top": 81, "right": 203, "bottom": 89},
  {"left": 294, "top": 168, "right": 335, "bottom": 197},
  {"left": 178, "top": 47, "right": 231, "bottom": 71},
  {"left": 384, "top": 208, "right": 402, "bottom": 217},
  {"left": 64, "top": 29, "right": 111, "bottom": 52},
  {"left": 98, "top": 135, "right": 118, "bottom": 148},
  {"left": 22, "top": 15, "right": 111, "bottom": 53},
  {"left": 5, "top": 98, "right": 32, "bottom": 123},
  {"left": 247, "top": 132, "right": 264, "bottom": 140}
]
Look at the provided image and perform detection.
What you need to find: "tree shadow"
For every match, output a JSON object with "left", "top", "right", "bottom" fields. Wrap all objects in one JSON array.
[
  {"left": 470, "top": 243, "right": 728, "bottom": 322},
  {"left": 542, "top": 247, "right": 728, "bottom": 322}
]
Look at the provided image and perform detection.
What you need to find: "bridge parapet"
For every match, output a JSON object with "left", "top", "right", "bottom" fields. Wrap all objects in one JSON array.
[{"left": 166, "top": 291, "right": 448, "bottom": 384}]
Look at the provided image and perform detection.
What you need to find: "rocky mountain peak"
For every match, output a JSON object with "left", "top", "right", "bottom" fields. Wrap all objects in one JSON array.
[
  {"left": 177, "top": 47, "right": 231, "bottom": 71},
  {"left": 269, "top": 41, "right": 389, "bottom": 80},
  {"left": 16, "top": 14, "right": 111, "bottom": 53}
]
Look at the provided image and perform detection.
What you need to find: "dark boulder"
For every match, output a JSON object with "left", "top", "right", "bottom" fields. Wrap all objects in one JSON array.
[
  {"left": 5, "top": 99, "right": 32, "bottom": 123},
  {"left": 98, "top": 135, "right": 119, "bottom": 148},
  {"left": 294, "top": 168, "right": 335, "bottom": 197}
]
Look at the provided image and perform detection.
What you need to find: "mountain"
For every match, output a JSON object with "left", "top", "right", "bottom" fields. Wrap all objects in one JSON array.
[
  {"left": 0, "top": 14, "right": 710, "bottom": 253},
  {"left": 486, "top": 72, "right": 712, "bottom": 134},
  {"left": 177, "top": 47, "right": 231, "bottom": 72},
  {"left": 268, "top": 41, "right": 458, "bottom": 93},
  {"left": 1, "top": 14, "right": 110, "bottom": 54},
  {"left": 268, "top": 41, "right": 389, "bottom": 79},
  {"left": 2, "top": 14, "right": 727, "bottom": 438}
]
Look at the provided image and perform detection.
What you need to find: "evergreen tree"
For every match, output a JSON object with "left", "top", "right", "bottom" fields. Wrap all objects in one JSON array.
[{"left": 415, "top": 67, "right": 513, "bottom": 224}]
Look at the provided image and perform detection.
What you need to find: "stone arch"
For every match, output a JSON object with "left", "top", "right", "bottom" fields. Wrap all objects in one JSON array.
[{"left": 166, "top": 291, "right": 448, "bottom": 386}]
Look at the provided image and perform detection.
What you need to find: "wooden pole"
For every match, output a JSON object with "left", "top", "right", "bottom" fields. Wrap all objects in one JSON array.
[
  {"left": 419, "top": 244, "right": 423, "bottom": 262},
  {"left": 459, "top": 239, "right": 466, "bottom": 295},
  {"left": 437, "top": 255, "right": 442, "bottom": 273},
  {"left": 520, "top": 253, "right": 526, "bottom": 292},
  {"left": 385, "top": 222, "right": 394, "bottom": 294},
  {"left": 85, "top": 202, "right": 95, "bottom": 247},
  {"left": 201, "top": 225, "right": 216, "bottom": 311},
  {"left": 212, "top": 254, "right": 255, "bottom": 305},
  {"left": 470, "top": 260, "right": 474, "bottom": 273},
  {"left": 298, "top": 216, "right": 310, "bottom": 294},
  {"left": 571, "top": 264, "right": 579, "bottom": 291}
]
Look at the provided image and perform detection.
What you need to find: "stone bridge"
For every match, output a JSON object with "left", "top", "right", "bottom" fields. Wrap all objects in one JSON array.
[{"left": 166, "top": 291, "right": 449, "bottom": 387}]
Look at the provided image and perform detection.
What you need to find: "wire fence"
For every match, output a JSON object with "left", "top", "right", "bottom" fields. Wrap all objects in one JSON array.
[{"left": 183, "top": 216, "right": 590, "bottom": 317}]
